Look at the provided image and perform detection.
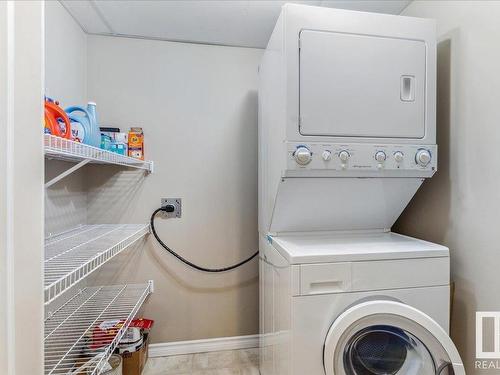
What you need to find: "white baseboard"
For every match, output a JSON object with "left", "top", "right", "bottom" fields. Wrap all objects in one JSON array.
[{"left": 149, "top": 334, "right": 259, "bottom": 358}]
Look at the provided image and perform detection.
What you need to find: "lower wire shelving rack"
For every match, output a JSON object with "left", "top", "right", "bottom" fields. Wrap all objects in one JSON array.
[
  {"left": 45, "top": 224, "right": 150, "bottom": 305},
  {"left": 44, "top": 282, "right": 153, "bottom": 375}
]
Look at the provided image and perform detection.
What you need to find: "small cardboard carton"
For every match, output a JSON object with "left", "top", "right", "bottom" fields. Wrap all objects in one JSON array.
[
  {"left": 128, "top": 127, "right": 144, "bottom": 160},
  {"left": 121, "top": 333, "right": 149, "bottom": 375}
]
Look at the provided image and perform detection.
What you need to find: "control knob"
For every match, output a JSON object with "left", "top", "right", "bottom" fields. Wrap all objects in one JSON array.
[
  {"left": 415, "top": 149, "right": 431, "bottom": 167},
  {"left": 338, "top": 150, "right": 350, "bottom": 162},
  {"left": 394, "top": 151, "right": 404, "bottom": 163},
  {"left": 322, "top": 150, "right": 332, "bottom": 161},
  {"left": 374, "top": 151, "right": 387, "bottom": 162},
  {"left": 294, "top": 146, "right": 312, "bottom": 165}
]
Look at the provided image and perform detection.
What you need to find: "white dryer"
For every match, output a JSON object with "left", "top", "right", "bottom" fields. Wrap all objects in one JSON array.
[
  {"left": 259, "top": 232, "right": 465, "bottom": 375},
  {"left": 258, "top": 4, "right": 437, "bottom": 236}
]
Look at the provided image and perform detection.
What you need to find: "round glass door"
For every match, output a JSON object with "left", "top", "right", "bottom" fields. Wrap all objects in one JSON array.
[
  {"left": 343, "top": 324, "right": 435, "bottom": 375},
  {"left": 323, "top": 301, "right": 465, "bottom": 375}
]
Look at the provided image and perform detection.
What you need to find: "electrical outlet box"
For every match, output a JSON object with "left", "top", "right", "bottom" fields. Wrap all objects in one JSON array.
[{"left": 161, "top": 198, "right": 182, "bottom": 218}]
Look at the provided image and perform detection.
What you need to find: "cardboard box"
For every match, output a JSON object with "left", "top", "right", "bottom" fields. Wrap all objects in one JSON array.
[
  {"left": 128, "top": 127, "right": 144, "bottom": 160},
  {"left": 121, "top": 333, "right": 149, "bottom": 375}
]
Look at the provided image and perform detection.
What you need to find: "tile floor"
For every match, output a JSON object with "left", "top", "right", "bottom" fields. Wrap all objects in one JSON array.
[{"left": 143, "top": 348, "right": 260, "bottom": 375}]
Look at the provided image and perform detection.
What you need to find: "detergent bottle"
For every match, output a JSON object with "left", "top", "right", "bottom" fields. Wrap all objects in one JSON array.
[
  {"left": 65, "top": 102, "right": 101, "bottom": 148},
  {"left": 44, "top": 98, "right": 71, "bottom": 139}
]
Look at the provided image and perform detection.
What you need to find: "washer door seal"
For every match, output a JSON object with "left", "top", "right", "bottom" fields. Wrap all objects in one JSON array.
[{"left": 323, "top": 300, "right": 465, "bottom": 375}]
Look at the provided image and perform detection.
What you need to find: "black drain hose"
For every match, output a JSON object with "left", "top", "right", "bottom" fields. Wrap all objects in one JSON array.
[{"left": 150, "top": 207, "right": 258, "bottom": 272}]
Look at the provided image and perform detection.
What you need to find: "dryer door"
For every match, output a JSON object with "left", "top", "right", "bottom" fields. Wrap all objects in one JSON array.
[
  {"left": 323, "top": 300, "right": 465, "bottom": 375},
  {"left": 299, "top": 30, "right": 426, "bottom": 139}
]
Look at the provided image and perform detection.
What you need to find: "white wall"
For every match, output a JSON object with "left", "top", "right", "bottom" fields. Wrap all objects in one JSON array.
[
  {"left": 0, "top": 2, "right": 44, "bottom": 374},
  {"left": 395, "top": 2, "right": 500, "bottom": 373},
  {"left": 45, "top": 1, "right": 86, "bottom": 106},
  {"left": 45, "top": 1, "right": 88, "bottom": 235},
  {"left": 86, "top": 35, "right": 263, "bottom": 343}
]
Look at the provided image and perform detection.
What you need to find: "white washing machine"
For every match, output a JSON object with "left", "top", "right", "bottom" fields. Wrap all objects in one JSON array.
[{"left": 260, "top": 232, "right": 465, "bottom": 375}]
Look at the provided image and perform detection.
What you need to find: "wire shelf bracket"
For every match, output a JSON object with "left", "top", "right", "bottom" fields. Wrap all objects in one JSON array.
[
  {"left": 44, "top": 134, "right": 154, "bottom": 187},
  {"left": 45, "top": 159, "right": 91, "bottom": 188},
  {"left": 44, "top": 282, "right": 153, "bottom": 375},
  {"left": 44, "top": 224, "right": 150, "bottom": 305}
]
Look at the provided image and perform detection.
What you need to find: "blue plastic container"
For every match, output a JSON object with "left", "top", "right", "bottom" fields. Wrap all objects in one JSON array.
[
  {"left": 65, "top": 102, "right": 101, "bottom": 148},
  {"left": 101, "top": 134, "right": 112, "bottom": 151}
]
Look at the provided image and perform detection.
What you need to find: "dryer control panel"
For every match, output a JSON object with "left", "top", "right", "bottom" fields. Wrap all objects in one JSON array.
[{"left": 287, "top": 143, "right": 437, "bottom": 172}]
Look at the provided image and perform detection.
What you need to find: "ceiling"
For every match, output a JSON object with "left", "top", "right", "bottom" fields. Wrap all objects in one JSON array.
[{"left": 61, "top": 0, "right": 412, "bottom": 48}]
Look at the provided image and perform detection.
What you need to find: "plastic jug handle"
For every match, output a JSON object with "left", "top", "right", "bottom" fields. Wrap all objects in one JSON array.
[
  {"left": 45, "top": 108, "right": 58, "bottom": 135},
  {"left": 46, "top": 102, "right": 72, "bottom": 139},
  {"left": 67, "top": 113, "right": 85, "bottom": 122},
  {"left": 65, "top": 106, "right": 91, "bottom": 118}
]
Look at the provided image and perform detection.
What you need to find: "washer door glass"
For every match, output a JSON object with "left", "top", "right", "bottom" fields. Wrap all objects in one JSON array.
[
  {"left": 323, "top": 302, "right": 464, "bottom": 375},
  {"left": 343, "top": 324, "right": 435, "bottom": 375}
]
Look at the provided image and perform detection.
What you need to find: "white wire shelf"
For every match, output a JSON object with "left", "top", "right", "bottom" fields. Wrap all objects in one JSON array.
[
  {"left": 44, "top": 282, "right": 152, "bottom": 375},
  {"left": 44, "top": 135, "right": 153, "bottom": 187},
  {"left": 45, "top": 224, "right": 150, "bottom": 305}
]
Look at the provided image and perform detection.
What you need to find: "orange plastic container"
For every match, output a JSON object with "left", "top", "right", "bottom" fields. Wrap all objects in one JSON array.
[{"left": 44, "top": 100, "right": 71, "bottom": 139}]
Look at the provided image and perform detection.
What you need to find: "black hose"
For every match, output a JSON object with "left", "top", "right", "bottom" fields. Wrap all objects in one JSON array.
[{"left": 150, "top": 208, "right": 259, "bottom": 272}]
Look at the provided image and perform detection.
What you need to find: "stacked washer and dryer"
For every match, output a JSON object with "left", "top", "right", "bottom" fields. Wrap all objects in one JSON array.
[{"left": 258, "top": 4, "right": 465, "bottom": 375}]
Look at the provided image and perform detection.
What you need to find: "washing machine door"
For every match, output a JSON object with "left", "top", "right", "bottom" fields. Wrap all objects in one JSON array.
[{"left": 324, "top": 300, "right": 465, "bottom": 375}]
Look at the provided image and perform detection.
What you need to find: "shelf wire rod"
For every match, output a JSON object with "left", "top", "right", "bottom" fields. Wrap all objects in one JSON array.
[
  {"left": 44, "top": 285, "right": 151, "bottom": 374},
  {"left": 46, "top": 285, "right": 127, "bottom": 375},
  {"left": 44, "top": 226, "right": 149, "bottom": 305},
  {"left": 45, "top": 225, "right": 101, "bottom": 246},
  {"left": 44, "top": 134, "right": 153, "bottom": 173},
  {"left": 44, "top": 287, "right": 102, "bottom": 340},
  {"left": 44, "top": 225, "right": 146, "bottom": 271},
  {"left": 44, "top": 225, "right": 125, "bottom": 263},
  {"left": 45, "top": 236, "right": 146, "bottom": 274}
]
